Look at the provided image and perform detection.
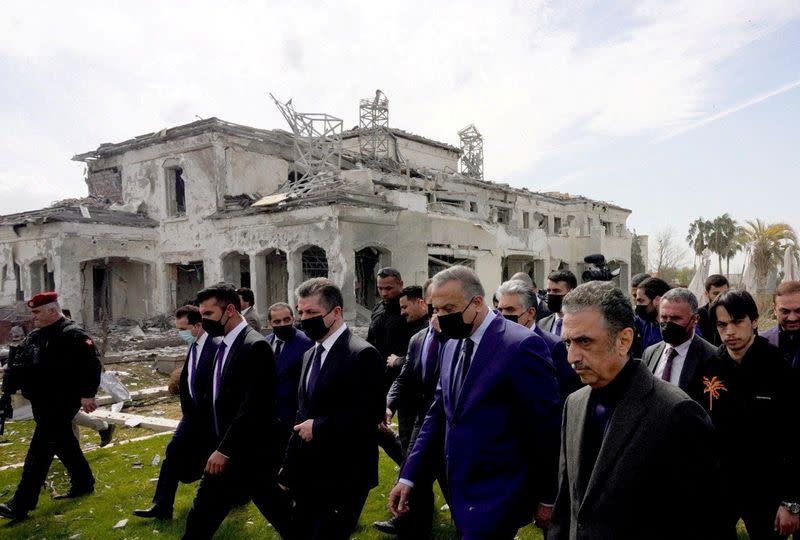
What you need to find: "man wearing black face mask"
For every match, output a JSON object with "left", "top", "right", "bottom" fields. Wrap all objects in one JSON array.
[
  {"left": 181, "top": 283, "right": 292, "bottom": 540},
  {"left": 280, "top": 278, "right": 384, "bottom": 540},
  {"left": 389, "top": 266, "right": 562, "bottom": 539},
  {"left": 642, "top": 288, "right": 716, "bottom": 393},
  {"left": 265, "top": 302, "right": 314, "bottom": 458},
  {"left": 537, "top": 270, "right": 577, "bottom": 337},
  {"left": 633, "top": 277, "right": 671, "bottom": 356}
]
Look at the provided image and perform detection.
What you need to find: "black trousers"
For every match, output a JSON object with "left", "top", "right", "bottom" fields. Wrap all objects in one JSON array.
[
  {"left": 12, "top": 416, "right": 94, "bottom": 512},
  {"left": 182, "top": 459, "right": 294, "bottom": 539},
  {"left": 294, "top": 486, "right": 371, "bottom": 540},
  {"left": 378, "top": 428, "right": 405, "bottom": 466},
  {"left": 151, "top": 428, "right": 209, "bottom": 510}
]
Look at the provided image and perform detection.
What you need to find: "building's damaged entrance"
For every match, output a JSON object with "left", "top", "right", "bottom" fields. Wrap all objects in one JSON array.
[{"left": 82, "top": 258, "right": 153, "bottom": 323}]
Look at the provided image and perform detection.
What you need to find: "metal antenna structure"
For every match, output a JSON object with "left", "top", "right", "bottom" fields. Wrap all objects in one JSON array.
[
  {"left": 358, "top": 90, "right": 390, "bottom": 161},
  {"left": 458, "top": 124, "right": 484, "bottom": 179},
  {"left": 269, "top": 93, "right": 343, "bottom": 180}
]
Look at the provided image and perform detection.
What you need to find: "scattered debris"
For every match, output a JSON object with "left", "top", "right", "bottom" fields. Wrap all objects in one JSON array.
[
  {"left": 112, "top": 518, "right": 129, "bottom": 529},
  {"left": 151, "top": 453, "right": 161, "bottom": 467}
]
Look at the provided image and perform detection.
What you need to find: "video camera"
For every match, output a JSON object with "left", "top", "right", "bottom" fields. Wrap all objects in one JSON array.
[{"left": 581, "top": 254, "right": 620, "bottom": 283}]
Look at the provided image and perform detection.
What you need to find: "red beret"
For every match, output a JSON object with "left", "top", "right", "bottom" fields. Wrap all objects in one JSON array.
[{"left": 27, "top": 291, "right": 59, "bottom": 308}]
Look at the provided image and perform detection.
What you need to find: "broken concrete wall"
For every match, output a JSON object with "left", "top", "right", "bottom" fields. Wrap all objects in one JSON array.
[
  {"left": 86, "top": 166, "right": 123, "bottom": 202},
  {"left": 224, "top": 145, "right": 288, "bottom": 196}
]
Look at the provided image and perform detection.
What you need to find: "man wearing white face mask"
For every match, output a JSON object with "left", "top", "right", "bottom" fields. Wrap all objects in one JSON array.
[{"left": 133, "top": 305, "right": 218, "bottom": 520}]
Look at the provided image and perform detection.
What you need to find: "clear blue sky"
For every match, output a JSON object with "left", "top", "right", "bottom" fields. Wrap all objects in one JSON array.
[{"left": 1, "top": 1, "right": 798, "bottom": 267}]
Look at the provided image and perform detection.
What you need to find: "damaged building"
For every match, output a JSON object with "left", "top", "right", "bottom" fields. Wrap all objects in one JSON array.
[{"left": 0, "top": 92, "right": 636, "bottom": 328}]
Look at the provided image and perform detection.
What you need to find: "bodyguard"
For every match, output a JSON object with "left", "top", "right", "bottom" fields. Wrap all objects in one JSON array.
[{"left": 0, "top": 292, "right": 102, "bottom": 520}]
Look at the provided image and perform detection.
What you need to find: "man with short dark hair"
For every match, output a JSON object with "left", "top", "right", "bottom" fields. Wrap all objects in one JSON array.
[
  {"left": 0, "top": 292, "right": 102, "bottom": 520},
  {"left": 265, "top": 302, "right": 314, "bottom": 456},
  {"left": 548, "top": 282, "right": 719, "bottom": 539},
  {"left": 376, "top": 281, "right": 440, "bottom": 537},
  {"left": 634, "top": 277, "right": 671, "bottom": 352},
  {"left": 538, "top": 270, "right": 578, "bottom": 336},
  {"left": 134, "top": 305, "right": 218, "bottom": 520},
  {"left": 630, "top": 272, "right": 651, "bottom": 300},
  {"left": 181, "top": 283, "right": 291, "bottom": 539},
  {"left": 690, "top": 290, "right": 800, "bottom": 539},
  {"left": 280, "top": 278, "right": 384, "bottom": 539},
  {"left": 390, "top": 266, "right": 562, "bottom": 539},
  {"left": 367, "top": 267, "right": 411, "bottom": 466},
  {"left": 642, "top": 288, "right": 716, "bottom": 393},
  {"left": 762, "top": 280, "right": 800, "bottom": 369},
  {"left": 697, "top": 274, "right": 729, "bottom": 346},
  {"left": 236, "top": 287, "right": 261, "bottom": 332}
]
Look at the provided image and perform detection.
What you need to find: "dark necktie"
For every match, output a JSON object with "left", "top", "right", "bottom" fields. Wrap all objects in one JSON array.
[
  {"left": 274, "top": 339, "right": 284, "bottom": 359},
  {"left": 453, "top": 338, "right": 475, "bottom": 401},
  {"left": 306, "top": 344, "right": 324, "bottom": 398},
  {"left": 580, "top": 397, "right": 612, "bottom": 494},
  {"left": 553, "top": 317, "right": 563, "bottom": 336},
  {"left": 662, "top": 346, "right": 678, "bottom": 382},
  {"left": 189, "top": 342, "right": 198, "bottom": 400},
  {"left": 423, "top": 332, "right": 441, "bottom": 386},
  {"left": 212, "top": 341, "right": 228, "bottom": 436}
]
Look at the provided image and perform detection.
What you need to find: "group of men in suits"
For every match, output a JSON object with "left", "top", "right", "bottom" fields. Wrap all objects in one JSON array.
[{"left": 124, "top": 266, "right": 800, "bottom": 539}]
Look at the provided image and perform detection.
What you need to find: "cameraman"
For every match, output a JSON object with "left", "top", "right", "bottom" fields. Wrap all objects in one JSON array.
[{"left": 0, "top": 292, "right": 102, "bottom": 521}]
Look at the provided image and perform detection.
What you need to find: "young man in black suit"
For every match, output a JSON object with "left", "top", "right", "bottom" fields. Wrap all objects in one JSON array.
[
  {"left": 134, "top": 305, "right": 218, "bottom": 520},
  {"left": 181, "top": 283, "right": 291, "bottom": 539},
  {"left": 279, "top": 278, "right": 385, "bottom": 540}
]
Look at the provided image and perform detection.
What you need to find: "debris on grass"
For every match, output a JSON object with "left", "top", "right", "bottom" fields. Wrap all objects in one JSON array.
[{"left": 112, "top": 518, "right": 128, "bottom": 529}]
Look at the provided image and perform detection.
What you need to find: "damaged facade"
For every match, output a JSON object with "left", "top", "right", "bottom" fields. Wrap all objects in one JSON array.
[{"left": 0, "top": 100, "right": 635, "bottom": 328}]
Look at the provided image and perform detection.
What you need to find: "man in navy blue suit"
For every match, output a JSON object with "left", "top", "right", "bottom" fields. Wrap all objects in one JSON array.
[
  {"left": 389, "top": 266, "right": 562, "bottom": 539},
  {"left": 496, "top": 279, "right": 583, "bottom": 401},
  {"left": 134, "top": 305, "right": 218, "bottom": 519},
  {"left": 265, "top": 302, "right": 314, "bottom": 452}
]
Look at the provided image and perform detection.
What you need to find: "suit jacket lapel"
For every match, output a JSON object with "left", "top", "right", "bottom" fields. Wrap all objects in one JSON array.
[
  {"left": 454, "top": 316, "right": 505, "bottom": 417},
  {"left": 440, "top": 339, "right": 458, "bottom": 419},
  {"left": 581, "top": 362, "right": 652, "bottom": 510},
  {"left": 679, "top": 337, "right": 701, "bottom": 389},
  {"left": 220, "top": 326, "right": 249, "bottom": 390},
  {"left": 647, "top": 342, "right": 666, "bottom": 373},
  {"left": 569, "top": 390, "right": 592, "bottom": 505}
]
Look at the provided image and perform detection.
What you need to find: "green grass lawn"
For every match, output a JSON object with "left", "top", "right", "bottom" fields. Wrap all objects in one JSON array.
[{"left": 0, "top": 424, "right": 753, "bottom": 539}]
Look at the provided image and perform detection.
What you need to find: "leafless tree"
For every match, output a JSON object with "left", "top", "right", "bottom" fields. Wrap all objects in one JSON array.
[{"left": 651, "top": 227, "right": 688, "bottom": 277}]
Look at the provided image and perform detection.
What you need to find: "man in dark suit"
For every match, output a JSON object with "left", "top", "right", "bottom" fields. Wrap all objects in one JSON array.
[
  {"left": 696, "top": 274, "right": 729, "bottom": 347},
  {"left": 509, "top": 272, "right": 550, "bottom": 321},
  {"left": 265, "top": 302, "right": 314, "bottom": 454},
  {"left": 762, "top": 280, "right": 800, "bottom": 370},
  {"left": 537, "top": 270, "right": 578, "bottom": 337},
  {"left": 548, "top": 281, "right": 720, "bottom": 540},
  {"left": 375, "top": 281, "right": 441, "bottom": 537},
  {"left": 642, "top": 287, "right": 717, "bottom": 393},
  {"left": 496, "top": 279, "right": 583, "bottom": 400},
  {"left": 389, "top": 266, "right": 562, "bottom": 539},
  {"left": 181, "top": 283, "right": 291, "bottom": 539},
  {"left": 134, "top": 305, "right": 218, "bottom": 520},
  {"left": 279, "top": 278, "right": 385, "bottom": 540}
]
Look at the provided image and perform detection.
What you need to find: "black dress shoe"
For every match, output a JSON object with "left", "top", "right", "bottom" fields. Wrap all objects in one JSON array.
[
  {"left": 52, "top": 486, "right": 94, "bottom": 500},
  {"left": 373, "top": 517, "right": 401, "bottom": 535},
  {"left": 0, "top": 501, "right": 28, "bottom": 520},
  {"left": 99, "top": 424, "right": 115, "bottom": 447},
  {"left": 133, "top": 505, "right": 173, "bottom": 519}
]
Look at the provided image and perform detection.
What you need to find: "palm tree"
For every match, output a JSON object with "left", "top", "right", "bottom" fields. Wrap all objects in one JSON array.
[
  {"left": 686, "top": 218, "right": 712, "bottom": 267},
  {"left": 740, "top": 220, "right": 798, "bottom": 290},
  {"left": 707, "top": 214, "right": 740, "bottom": 275}
]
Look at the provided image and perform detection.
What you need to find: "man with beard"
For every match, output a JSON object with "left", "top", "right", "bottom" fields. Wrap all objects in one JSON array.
[
  {"left": 762, "top": 281, "right": 800, "bottom": 370},
  {"left": 634, "top": 277, "right": 671, "bottom": 353},
  {"left": 537, "top": 270, "right": 578, "bottom": 337},
  {"left": 643, "top": 288, "right": 717, "bottom": 393}
]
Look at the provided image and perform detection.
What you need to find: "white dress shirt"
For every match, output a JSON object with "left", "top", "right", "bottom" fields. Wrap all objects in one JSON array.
[
  {"left": 212, "top": 319, "right": 249, "bottom": 405},
  {"left": 187, "top": 332, "right": 208, "bottom": 400},
  {"left": 305, "top": 322, "right": 348, "bottom": 389},
  {"left": 654, "top": 335, "right": 693, "bottom": 385}
]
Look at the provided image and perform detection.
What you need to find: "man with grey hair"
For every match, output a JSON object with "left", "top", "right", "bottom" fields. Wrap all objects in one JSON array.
[
  {"left": 0, "top": 292, "right": 102, "bottom": 520},
  {"left": 511, "top": 271, "right": 550, "bottom": 321},
  {"left": 548, "top": 282, "right": 720, "bottom": 539},
  {"left": 496, "top": 280, "right": 582, "bottom": 399},
  {"left": 390, "top": 266, "right": 562, "bottom": 539},
  {"left": 642, "top": 288, "right": 717, "bottom": 393}
]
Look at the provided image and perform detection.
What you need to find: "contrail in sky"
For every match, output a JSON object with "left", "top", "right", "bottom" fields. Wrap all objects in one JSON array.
[{"left": 658, "top": 77, "right": 800, "bottom": 142}]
